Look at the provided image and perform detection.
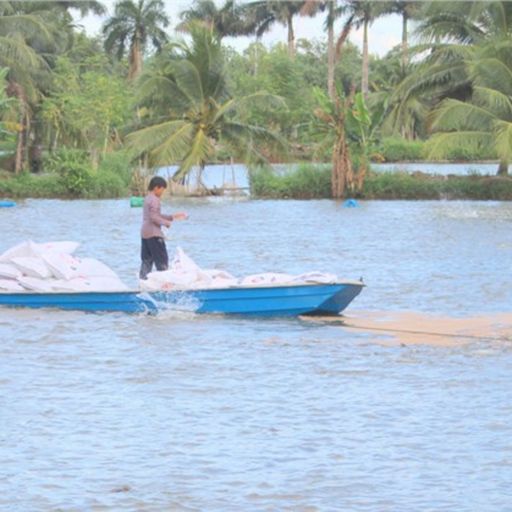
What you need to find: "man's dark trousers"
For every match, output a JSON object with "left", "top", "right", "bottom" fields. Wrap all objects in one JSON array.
[{"left": 140, "top": 237, "right": 169, "bottom": 279}]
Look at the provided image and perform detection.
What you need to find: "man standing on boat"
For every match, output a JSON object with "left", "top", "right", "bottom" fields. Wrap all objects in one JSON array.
[{"left": 140, "top": 177, "right": 188, "bottom": 279}]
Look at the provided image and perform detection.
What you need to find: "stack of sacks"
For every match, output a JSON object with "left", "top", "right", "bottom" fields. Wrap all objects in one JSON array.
[
  {"left": 141, "top": 247, "right": 238, "bottom": 291},
  {"left": 0, "top": 240, "right": 129, "bottom": 293},
  {"left": 141, "top": 247, "right": 338, "bottom": 291}
]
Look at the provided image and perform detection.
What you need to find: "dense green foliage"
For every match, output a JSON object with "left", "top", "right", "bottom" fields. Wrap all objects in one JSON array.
[
  {"left": 0, "top": 0, "right": 511, "bottom": 200},
  {"left": 250, "top": 165, "right": 512, "bottom": 200}
]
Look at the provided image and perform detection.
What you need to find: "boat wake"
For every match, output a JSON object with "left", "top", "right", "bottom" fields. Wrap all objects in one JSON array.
[
  {"left": 137, "top": 291, "right": 202, "bottom": 319},
  {"left": 303, "top": 310, "right": 512, "bottom": 347}
]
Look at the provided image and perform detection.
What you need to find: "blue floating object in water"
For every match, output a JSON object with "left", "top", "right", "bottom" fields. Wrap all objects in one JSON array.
[
  {"left": 0, "top": 200, "right": 16, "bottom": 208},
  {"left": 343, "top": 198, "right": 359, "bottom": 208}
]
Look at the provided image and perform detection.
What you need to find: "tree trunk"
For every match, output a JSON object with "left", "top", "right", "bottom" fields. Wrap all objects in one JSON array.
[
  {"left": 497, "top": 160, "right": 509, "bottom": 175},
  {"left": 29, "top": 135, "right": 43, "bottom": 174},
  {"left": 129, "top": 35, "right": 143, "bottom": 80},
  {"left": 331, "top": 124, "right": 353, "bottom": 199},
  {"left": 254, "top": 37, "right": 260, "bottom": 76},
  {"left": 8, "top": 81, "right": 28, "bottom": 174},
  {"left": 361, "top": 17, "right": 369, "bottom": 96},
  {"left": 402, "top": 12, "right": 408, "bottom": 68},
  {"left": 287, "top": 12, "right": 295, "bottom": 58},
  {"left": 335, "top": 14, "right": 354, "bottom": 62},
  {"left": 356, "top": 157, "right": 368, "bottom": 192},
  {"left": 327, "top": 1, "right": 335, "bottom": 99}
]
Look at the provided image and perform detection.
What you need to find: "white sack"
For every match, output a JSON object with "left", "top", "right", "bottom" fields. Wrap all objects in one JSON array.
[
  {"left": 144, "top": 269, "right": 208, "bottom": 290},
  {"left": 171, "top": 246, "right": 202, "bottom": 273},
  {"left": 200, "top": 269, "right": 238, "bottom": 288},
  {"left": 18, "top": 276, "right": 54, "bottom": 292},
  {"left": 75, "top": 258, "right": 119, "bottom": 279},
  {"left": 0, "top": 241, "right": 79, "bottom": 263},
  {"left": 293, "top": 272, "right": 338, "bottom": 284},
  {"left": 240, "top": 273, "right": 295, "bottom": 286},
  {"left": 38, "top": 241, "right": 79, "bottom": 254},
  {"left": 0, "top": 241, "right": 39, "bottom": 263},
  {"left": 82, "top": 277, "right": 129, "bottom": 292},
  {"left": 11, "top": 257, "right": 52, "bottom": 279},
  {"left": 42, "top": 252, "right": 80, "bottom": 280},
  {"left": 50, "top": 277, "right": 128, "bottom": 292},
  {"left": 0, "top": 279, "right": 25, "bottom": 292},
  {"left": 49, "top": 279, "right": 89, "bottom": 292},
  {"left": 0, "top": 263, "right": 22, "bottom": 279}
]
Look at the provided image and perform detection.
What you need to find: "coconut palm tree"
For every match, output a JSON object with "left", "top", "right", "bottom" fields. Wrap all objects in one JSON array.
[
  {"left": 328, "top": 1, "right": 391, "bottom": 97},
  {"left": 178, "top": 0, "right": 257, "bottom": 37},
  {"left": 346, "top": 1, "right": 392, "bottom": 96},
  {"left": 126, "top": 24, "right": 284, "bottom": 188},
  {"left": 427, "top": 40, "right": 512, "bottom": 175},
  {"left": 243, "top": 1, "right": 307, "bottom": 58},
  {"left": 390, "top": 1, "right": 512, "bottom": 141},
  {"left": 25, "top": 1, "right": 106, "bottom": 18},
  {"left": 0, "top": 2, "right": 62, "bottom": 172},
  {"left": 387, "top": 1, "right": 422, "bottom": 68},
  {"left": 102, "top": 0, "right": 169, "bottom": 80},
  {"left": 301, "top": 1, "right": 347, "bottom": 99},
  {"left": 415, "top": 1, "right": 512, "bottom": 45}
]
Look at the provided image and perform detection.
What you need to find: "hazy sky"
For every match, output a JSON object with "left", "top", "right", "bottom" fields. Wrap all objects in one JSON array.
[{"left": 74, "top": 0, "right": 403, "bottom": 57}]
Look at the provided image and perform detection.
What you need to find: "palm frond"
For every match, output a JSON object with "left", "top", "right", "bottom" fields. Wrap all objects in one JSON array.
[
  {"left": 171, "top": 59, "right": 204, "bottom": 104},
  {"left": 136, "top": 74, "right": 190, "bottom": 112},
  {"left": 494, "top": 120, "right": 512, "bottom": 163},
  {"left": 213, "top": 92, "right": 286, "bottom": 123},
  {"left": 126, "top": 119, "right": 188, "bottom": 156},
  {"left": 173, "top": 128, "right": 212, "bottom": 180},
  {"left": 426, "top": 131, "right": 493, "bottom": 160},
  {"left": 472, "top": 86, "right": 512, "bottom": 119},
  {"left": 149, "top": 122, "right": 196, "bottom": 167},
  {"left": 470, "top": 57, "right": 512, "bottom": 96}
]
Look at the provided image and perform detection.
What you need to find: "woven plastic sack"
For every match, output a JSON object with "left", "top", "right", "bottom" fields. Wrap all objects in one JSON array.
[{"left": 11, "top": 257, "right": 52, "bottom": 279}]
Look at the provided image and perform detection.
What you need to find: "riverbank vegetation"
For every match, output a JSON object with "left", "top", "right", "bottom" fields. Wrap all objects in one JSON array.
[
  {"left": 250, "top": 165, "right": 512, "bottom": 200},
  {"left": 0, "top": 0, "right": 511, "bottom": 200}
]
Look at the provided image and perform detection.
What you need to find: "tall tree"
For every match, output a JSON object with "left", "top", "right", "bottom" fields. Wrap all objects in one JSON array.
[
  {"left": 0, "top": 2, "right": 62, "bottom": 172},
  {"left": 243, "top": 1, "right": 307, "bottom": 58},
  {"left": 302, "top": 1, "right": 346, "bottom": 99},
  {"left": 102, "top": 0, "right": 169, "bottom": 80},
  {"left": 41, "top": 55, "right": 132, "bottom": 164},
  {"left": 387, "top": 1, "right": 421, "bottom": 68},
  {"left": 178, "top": 0, "right": 256, "bottom": 37},
  {"left": 330, "top": 1, "right": 390, "bottom": 97},
  {"left": 126, "top": 24, "right": 284, "bottom": 188},
  {"left": 345, "top": 1, "right": 390, "bottom": 96}
]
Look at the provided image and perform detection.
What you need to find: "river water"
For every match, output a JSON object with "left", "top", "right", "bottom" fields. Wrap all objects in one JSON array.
[{"left": 1, "top": 198, "right": 511, "bottom": 511}]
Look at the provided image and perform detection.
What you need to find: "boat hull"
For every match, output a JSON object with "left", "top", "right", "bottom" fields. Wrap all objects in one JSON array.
[{"left": 0, "top": 282, "right": 363, "bottom": 316}]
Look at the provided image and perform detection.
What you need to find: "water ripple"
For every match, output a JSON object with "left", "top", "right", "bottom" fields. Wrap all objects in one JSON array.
[{"left": 0, "top": 199, "right": 511, "bottom": 510}]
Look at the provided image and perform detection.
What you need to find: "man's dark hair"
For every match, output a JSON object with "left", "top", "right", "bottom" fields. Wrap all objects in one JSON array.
[{"left": 148, "top": 176, "right": 167, "bottom": 190}]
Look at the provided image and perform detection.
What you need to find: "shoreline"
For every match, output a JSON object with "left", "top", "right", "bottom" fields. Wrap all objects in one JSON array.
[{"left": 1, "top": 168, "right": 512, "bottom": 200}]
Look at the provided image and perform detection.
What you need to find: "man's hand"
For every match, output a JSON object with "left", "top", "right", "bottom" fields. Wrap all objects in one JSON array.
[{"left": 173, "top": 212, "right": 188, "bottom": 221}]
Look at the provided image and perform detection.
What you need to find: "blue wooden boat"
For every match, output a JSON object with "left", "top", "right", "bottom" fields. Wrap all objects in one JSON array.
[{"left": 0, "top": 281, "right": 363, "bottom": 316}]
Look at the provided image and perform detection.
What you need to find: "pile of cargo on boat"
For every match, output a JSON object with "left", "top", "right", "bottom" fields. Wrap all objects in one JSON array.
[
  {"left": 0, "top": 241, "right": 340, "bottom": 293},
  {"left": 141, "top": 247, "right": 338, "bottom": 291},
  {"left": 0, "top": 241, "right": 128, "bottom": 292}
]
